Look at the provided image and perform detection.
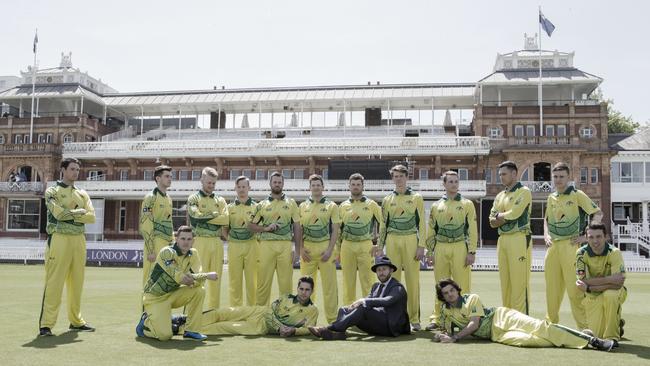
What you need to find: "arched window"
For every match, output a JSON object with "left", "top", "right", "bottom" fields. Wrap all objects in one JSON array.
[{"left": 63, "top": 133, "right": 74, "bottom": 143}]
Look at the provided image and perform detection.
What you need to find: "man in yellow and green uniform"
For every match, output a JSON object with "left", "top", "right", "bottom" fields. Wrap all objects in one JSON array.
[
  {"left": 425, "top": 170, "right": 477, "bottom": 329},
  {"left": 191, "top": 277, "right": 318, "bottom": 337},
  {"left": 136, "top": 226, "right": 218, "bottom": 341},
  {"left": 249, "top": 171, "right": 302, "bottom": 306},
  {"left": 299, "top": 174, "right": 341, "bottom": 323},
  {"left": 339, "top": 173, "right": 384, "bottom": 305},
  {"left": 489, "top": 161, "right": 532, "bottom": 314},
  {"left": 187, "top": 167, "right": 229, "bottom": 309},
  {"left": 39, "top": 157, "right": 96, "bottom": 337},
  {"left": 379, "top": 164, "right": 426, "bottom": 329},
  {"left": 224, "top": 176, "right": 258, "bottom": 307},
  {"left": 576, "top": 223, "right": 626, "bottom": 342},
  {"left": 433, "top": 279, "right": 614, "bottom": 351},
  {"left": 139, "top": 165, "right": 174, "bottom": 286},
  {"left": 544, "top": 162, "right": 602, "bottom": 329}
]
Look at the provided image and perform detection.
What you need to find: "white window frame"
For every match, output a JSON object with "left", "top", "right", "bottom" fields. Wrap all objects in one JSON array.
[
  {"left": 0, "top": 134, "right": 4, "bottom": 144},
  {"left": 579, "top": 126, "right": 594, "bottom": 139},
  {"left": 282, "top": 169, "right": 292, "bottom": 180},
  {"left": 6, "top": 198, "right": 40, "bottom": 232},
  {"left": 488, "top": 127, "right": 503, "bottom": 138},
  {"left": 255, "top": 169, "right": 266, "bottom": 180},
  {"left": 243, "top": 169, "right": 253, "bottom": 179},
  {"left": 63, "top": 133, "right": 74, "bottom": 143},
  {"left": 119, "top": 170, "right": 129, "bottom": 181},
  {"left": 143, "top": 170, "right": 154, "bottom": 181},
  {"left": 580, "top": 167, "right": 588, "bottom": 184},
  {"left": 484, "top": 168, "right": 492, "bottom": 183},
  {"left": 590, "top": 168, "right": 599, "bottom": 184},
  {"left": 419, "top": 168, "right": 429, "bottom": 180},
  {"left": 229, "top": 169, "right": 242, "bottom": 180},
  {"left": 118, "top": 201, "right": 127, "bottom": 232},
  {"left": 458, "top": 168, "right": 468, "bottom": 181},
  {"left": 14, "top": 134, "right": 23, "bottom": 144},
  {"left": 294, "top": 169, "right": 305, "bottom": 180}
]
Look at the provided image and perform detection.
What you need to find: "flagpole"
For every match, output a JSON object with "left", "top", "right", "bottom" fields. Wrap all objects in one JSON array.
[
  {"left": 538, "top": 7, "right": 543, "bottom": 138},
  {"left": 29, "top": 29, "right": 37, "bottom": 144}
]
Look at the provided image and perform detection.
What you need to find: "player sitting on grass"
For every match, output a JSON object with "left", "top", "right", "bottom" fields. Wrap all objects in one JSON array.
[{"left": 432, "top": 278, "right": 615, "bottom": 352}]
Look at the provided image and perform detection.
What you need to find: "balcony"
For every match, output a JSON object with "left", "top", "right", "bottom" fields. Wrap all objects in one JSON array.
[
  {"left": 0, "top": 182, "right": 44, "bottom": 194},
  {"left": 0, "top": 143, "right": 62, "bottom": 155},
  {"left": 63, "top": 136, "right": 491, "bottom": 159},
  {"left": 481, "top": 104, "right": 603, "bottom": 117},
  {"left": 68, "top": 179, "right": 487, "bottom": 200},
  {"left": 490, "top": 136, "right": 575, "bottom": 150}
]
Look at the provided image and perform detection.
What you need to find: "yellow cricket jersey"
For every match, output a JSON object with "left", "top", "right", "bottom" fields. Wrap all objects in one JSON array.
[
  {"left": 187, "top": 190, "right": 229, "bottom": 238},
  {"left": 143, "top": 243, "right": 208, "bottom": 297},
  {"left": 379, "top": 188, "right": 426, "bottom": 248},
  {"left": 440, "top": 293, "right": 494, "bottom": 339},
  {"left": 426, "top": 193, "right": 478, "bottom": 252},
  {"left": 45, "top": 181, "right": 96, "bottom": 235},
  {"left": 339, "top": 196, "right": 384, "bottom": 242},
  {"left": 264, "top": 294, "right": 319, "bottom": 335},
  {"left": 489, "top": 182, "right": 532, "bottom": 235},
  {"left": 227, "top": 197, "right": 258, "bottom": 242},
  {"left": 252, "top": 194, "right": 300, "bottom": 241},
  {"left": 139, "top": 188, "right": 174, "bottom": 255},
  {"left": 576, "top": 243, "right": 626, "bottom": 294},
  {"left": 299, "top": 196, "right": 341, "bottom": 242},
  {"left": 545, "top": 186, "right": 600, "bottom": 241}
]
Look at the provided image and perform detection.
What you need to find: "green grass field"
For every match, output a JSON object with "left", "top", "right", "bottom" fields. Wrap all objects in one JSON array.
[{"left": 2, "top": 265, "right": 649, "bottom": 365}]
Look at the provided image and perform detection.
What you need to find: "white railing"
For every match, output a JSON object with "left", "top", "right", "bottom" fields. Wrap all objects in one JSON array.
[
  {"left": 63, "top": 136, "right": 490, "bottom": 159},
  {"left": 65, "top": 179, "right": 487, "bottom": 200},
  {"left": 520, "top": 181, "right": 575, "bottom": 193},
  {"left": 101, "top": 126, "right": 135, "bottom": 142},
  {"left": 0, "top": 182, "right": 44, "bottom": 193},
  {"left": 612, "top": 220, "right": 650, "bottom": 256}
]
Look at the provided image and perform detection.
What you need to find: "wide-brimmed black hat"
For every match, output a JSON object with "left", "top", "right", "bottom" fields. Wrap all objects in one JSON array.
[{"left": 371, "top": 256, "right": 398, "bottom": 272}]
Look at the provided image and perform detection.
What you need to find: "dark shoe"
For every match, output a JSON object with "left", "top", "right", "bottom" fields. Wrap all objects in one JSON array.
[
  {"left": 69, "top": 324, "right": 95, "bottom": 332},
  {"left": 171, "top": 314, "right": 187, "bottom": 335},
  {"left": 136, "top": 313, "right": 147, "bottom": 337},
  {"left": 308, "top": 326, "right": 323, "bottom": 338},
  {"left": 319, "top": 327, "right": 346, "bottom": 340},
  {"left": 39, "top": 327, "right": 53, "bottom": 337},
  {"left": 589, "top": 337, "right": 614, "bottom": 352},
  {"left": 425, "top": 322, "right": 442, "bottom": 331},
  {"left": 183, "top": 331, "right": 207, "bottom": 341},
  {"left": 619, "top": 319, "right": 625, "bottom": 338},
  {"left": 612, "top": 339, "right": 619, "bottom": 348}
]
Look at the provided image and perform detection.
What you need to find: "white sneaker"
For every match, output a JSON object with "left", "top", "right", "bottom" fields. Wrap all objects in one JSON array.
[{"left": 411, "top": 323, "right": 421, "bottom": 331}]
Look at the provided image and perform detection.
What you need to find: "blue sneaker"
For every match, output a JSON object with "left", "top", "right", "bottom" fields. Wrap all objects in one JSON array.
[
  {"left": 183, "top": 331, "right": 207, "bottom": 341},
  {"left": 136, "top": 313, "right": 147, "bottom": 337}
]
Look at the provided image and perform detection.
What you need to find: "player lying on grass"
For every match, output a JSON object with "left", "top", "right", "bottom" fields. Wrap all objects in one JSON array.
[
  {"left": 432, "top": 278, "right": 615, "bottom": 352},
  {"left": 136, "top": 226, "right": 218, "bottom": 341},
  {"left": 172, "top": 276, "right": 318, "bottom": 337}
]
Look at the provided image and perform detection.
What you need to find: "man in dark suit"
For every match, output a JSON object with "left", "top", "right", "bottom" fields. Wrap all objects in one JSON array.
[{"left": 308, "top": 256, "right": 410, "bottom": 340}]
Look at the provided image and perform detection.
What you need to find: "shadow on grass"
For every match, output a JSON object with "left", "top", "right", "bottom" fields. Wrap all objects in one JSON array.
[
  {"left": 616, "top": 343, "right": 650, "bottom": 359},
  {"left": 22, "top": 331, "right": 82, "bottom": 348},
  {"left": 134, "top": 336, "right": 221, "bottom": 350}
]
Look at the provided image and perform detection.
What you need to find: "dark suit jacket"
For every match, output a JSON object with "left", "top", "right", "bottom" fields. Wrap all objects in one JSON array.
[{"left": 364, "top": 277, "right": 410, "bottom": 336}]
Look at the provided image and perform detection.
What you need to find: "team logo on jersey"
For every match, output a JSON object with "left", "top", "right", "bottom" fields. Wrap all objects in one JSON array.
[
  {"left": 320, "top": 207, "right": 327, "bottom": 212},
  {"left": 159, "top": 204, "right": 165, "bottom": 208},
  {"left": 407, "top": 200, "right": 413, "bottom": 204},
  {"left": 456, "top": 206, "right": 464, "bottom": 211},
  {"left": 390, "top": 203, "right": 397, "bottom": 207},
  {"left": 518, "top": 256, "right": 526, "bottom": 262},
  {"left": 143, "top": 207, "right": 151, "bottom": 212},
  {"left": 566, "top": 201, "right": 575, "bottom": 206},
  {"left": 363, "top": 207, "right": 370, "bottom": 211},
  {"left": 514, "top": 198, "right": 522, "bottom": 205},
  {"left": 164, "top": 259, "right": 176, "bottom": 266}
]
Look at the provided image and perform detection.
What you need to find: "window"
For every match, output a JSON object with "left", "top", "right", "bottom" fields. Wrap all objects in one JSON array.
[
  {"left": 579, "top": 126, "right": 594, "bottom": 139},
  {"left": 614, "top": 162, "right": 644, "bottom": 183},
  {"left": 63, "top": 133, "right": 74, "bottom": 143},
  {"left": 530, "top": 201, "right": 546, "bottom": 236},
  {"left": 24, "top": 134, "right": 30, "bottom": 143},
  {"left": 419, "top": 168, "right": 429, "bottom": 180},
  {"left": 484, "top": 168, "right": 492, "bottom": 183},
  {"left": 87, "top": 170, "right": 104, "bottom": 181},
  {"left": 514, "top": 125, "right": 524, "bottom": 137},
  {"left": 172, "top": 201, "right": 187, "bottom": 229},
  {"left": 37, "top": 134, "right": 45, "bottom": 143},
  {"left": 191, "top": 170, "right": 202, "bottom": 181},
  {"left": 488, "top": 127, "right": 503, "bottom": 138},
  {"left": 457, "top": 168, "right": 468, "bottom": 181},
  {"left": 178, "top": 170, "right": 189, "bottom": 181},
  {"left": 557, "top": 125, "right": 567, "bottom": 137},
  {"left": 590, "top": 168, "right": 598, "bottom": 184},
  {"left": 496, "top": 171, "right": 502, "bottom": 184},
  {"left": 255, "top": 169, "right": 266, "bottom": 180},
  {"left": 526, "top": 125, "right": 536, "bottom": 136},
  {"left": 242, "top": 169, "right": 253, "bottom": 179},
  {"left": 646, "top": 162, "right": 650, "bottom": 183},
  {"left": 520, "top": 168, "right": 529, "bottom": 181},
  {"left": 46, "top": 133, "right": 53, "bottom": 143},
  {"left": 613, "top": 203, "right": 632, "bottom": 221},
  {"left": 7, "top": 199, "right": 40, "bottom": 231},
  {"left": 229, "top": 169, "right": 241, "bottom": 180},
  {"left": 119, "top": 201, "right": 127, "bottom": 232},
  {"left": 119, "top": 170, "right": 129, "bottom": 181},
  {"left": 282, "top": 169, "right": 292, "bottom": 179},
  {"left": 294, "top": 169, "right": 305, "bottom": 179},
  {"left": 322, "top": 168, "right": 328, "bottom": 180},
  {"left": 580, "top": 168, "right": 588, "bottom": 184},
  {"left": 14, "top": 134, "right": 23, "bottom": 144},
  {"left": 545, "top": 125, "right": 554, "bottom": 137},
  {"left": 143, "top": 170, "right": 153, "bottom": 181},
  {"left": 0, "top": 134, "right": 4, "bottom": 144}
]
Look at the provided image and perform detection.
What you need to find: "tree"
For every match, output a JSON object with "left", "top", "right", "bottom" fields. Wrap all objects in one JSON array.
[{"left": 591, "top": 88, "right": 639, "bottom": 134}]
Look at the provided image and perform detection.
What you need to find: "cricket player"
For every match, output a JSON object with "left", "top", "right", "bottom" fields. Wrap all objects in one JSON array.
[
  {"left": 576, "top": 223, "right": 627, "bottom": 343},
  {"left": 39, "top": 157, "right": 96, "bottom": 337},
  {"left": 433, "top": 279, "right": 614, "bottom": 351},
  {"left": 379, "top": 164, "right": 426, "bottom": 330},
  {"left": 223, "top": 176, "right": 258, "bottom": 307},
  {"left": 425, "top": 170, "right": 477, "bottom": 330},
  {"left": 187, "top": 167, "right": 229, "bottom": 309},
  {"left": 249, "top": 171, "right": 302, "bottom": 306},
  {"left": 489, "top": 161, "right": 532, "bottom": 314},
  {"left": 339, "top": 173, "right": 384, "bottom": 305},
  {"left": 299, "top": 174, "right": 341, "bottom": 323},
  {"left": 136, "top": 226, "right": 218, "bottom": 341},
  {"left": 179, "top": 277, "right": 318, "bottom": 337},
  {"left": 544, "top": 162, "right": 602, "bottom": 329},
  {"left": 139, "top": 165, "right": 174, "bottom": 286}
]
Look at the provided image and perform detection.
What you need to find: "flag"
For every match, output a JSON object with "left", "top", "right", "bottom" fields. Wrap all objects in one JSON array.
[
  {"left": 33, "top": 30, "right": 38, "bottom": 53},
  {"left": 539, "top": 11, "right": 555, "bottom": 37}
]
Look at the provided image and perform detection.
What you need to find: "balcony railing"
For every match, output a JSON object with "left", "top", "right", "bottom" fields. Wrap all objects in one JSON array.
[
  {"left": 0, "top": 182, "right": 44, "bottom": 193},
  {"left": 63, "top": 136, "right": 491, "bottom": 159},
  {"left": 490, "top": 137, "right": 572, "bottom": 149},
  {"left": 0, "top": 143, "right": 62, "bottom": 155},
  {"left": 519, "top": 181, "right": 575, "bottom": 193},
  {"left": 68, "top": 179, "right": 487, "bottom": 200}
]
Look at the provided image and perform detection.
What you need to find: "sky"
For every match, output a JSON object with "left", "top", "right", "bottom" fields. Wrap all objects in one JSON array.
[{"left": 1, "top": 0, "right": 648, "bottom": 123}]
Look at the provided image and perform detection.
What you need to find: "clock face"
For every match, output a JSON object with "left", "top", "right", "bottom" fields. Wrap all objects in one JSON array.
[
  {"left": 47, "top": 76, "right": 52, "bottom": 83},
  {"left": 532, "top": 60, "right": 539, "bottom": 67}
]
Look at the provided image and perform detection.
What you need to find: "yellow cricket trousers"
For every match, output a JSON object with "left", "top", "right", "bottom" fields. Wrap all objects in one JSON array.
[
  {"left": 385, "top": 233, "right": 420, "bottom": 324},
  {"left": 200, "top": 306, "right": 269, "bottom": 335},
  {"left": 142, "top": 237, "right": 171, "bottom": 286},
  {"left": 300, "top": 240, "right": 338, "bottom": 323},
  {"left": 142, "top": 286, "right": 205, "bottom": 341},
  {"left": 429, "top": 241, "right": 471, "bottom": 324},
  {"left": 256, "top": 240, "right": 293, "bottom": 306},
  {"left": 497, "top": 231, "right": 532, "bottom": 314},
  {"left": 340, "top": 239, "right": 375, "bottom": 305},
  {"left": 193, "top": 236, "right": 224, "bottom": 309},
  {"left": 583, "top": 288, "right": 627, "bottom": 340},
  {"left": 491, "top": 307, "right": 590, "bottom": 348},
  {"left": 544, "top": 238, "right": 586, "bottom": 329},
  {"left": 227, "top": 239, "right": 258, "bottom": 307},
  {"left": 39, "top": 233, "right": 87, "bottom": 329}
]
